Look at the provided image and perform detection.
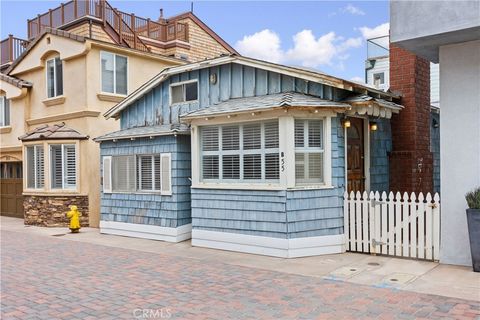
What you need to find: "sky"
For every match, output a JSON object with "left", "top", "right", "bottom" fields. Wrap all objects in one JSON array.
[{"left": 0, "top": 1, "right": 390, "bottom": 82}]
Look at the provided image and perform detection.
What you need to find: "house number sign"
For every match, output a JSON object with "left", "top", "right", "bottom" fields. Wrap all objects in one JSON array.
[{"left": 281, "top": 152, "right": 285, "bottom": 172}]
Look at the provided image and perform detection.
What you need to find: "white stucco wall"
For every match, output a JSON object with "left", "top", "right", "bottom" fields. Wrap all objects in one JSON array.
[{"left": 439, "top": 40, "right": 480, "bottom": 266}]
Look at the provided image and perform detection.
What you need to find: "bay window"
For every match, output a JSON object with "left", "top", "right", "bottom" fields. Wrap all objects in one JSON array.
[
  {"left": 46, "top": 57, "right": 63, "bottom": 98},
  {"left": 26, "top": 145, "right": 45, "bottom": 189},
  {"left": 101, "top": 51, "right": 128, "bottom": 95},
  {"left": 295, "top": 119, "right": 325, "bottom": 185},
  {"left": 0, "top": 96, "right": 10, "bottom": 127},
  {"left": 200, "top": 120, "right": 280, "bottom": 183},
  {"left": 50, "top": 144, "right": 77, "bottom": 189}
]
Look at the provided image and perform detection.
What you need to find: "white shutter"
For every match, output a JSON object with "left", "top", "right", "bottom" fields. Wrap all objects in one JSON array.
[
  {"left": 243, "top": 123, "right": 261, "bottom": 150},
  {"left": 138, "top": 156, "right": 153, "bottom": 190},
  {"left": 160, "top": 153, "right": 172, "bottom": 195},
  {"left": 154, "top": 155, "right": 161, "bottom": 191},
  {"left": 63, "top": 145, "right": 76, "bottom": 188},
  {"left": 103, "top": 156, "right": 112, "bottom": 193},
  {"left": 36, "top": 146, "right": 45, "bottom": 188},
  {"left": 50, "top": 145, "right": 63, "bottom": 188},
  {"left": 26, "top": 146, "right": 35, "bottom": 188}
]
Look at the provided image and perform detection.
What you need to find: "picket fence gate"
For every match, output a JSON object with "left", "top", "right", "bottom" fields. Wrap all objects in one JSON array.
[{"left": 344, "top": 191, "right": 440, "bottom": 261}]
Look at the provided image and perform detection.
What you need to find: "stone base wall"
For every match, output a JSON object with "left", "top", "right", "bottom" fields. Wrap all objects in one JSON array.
[{"left": 24, "top": 195, "right": 89, "bottom": 227}]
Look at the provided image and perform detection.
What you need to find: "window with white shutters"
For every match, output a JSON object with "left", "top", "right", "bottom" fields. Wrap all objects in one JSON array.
[
  {"left": 26, "top": 145, "right": 45, "bottom": 189},
  {"left": 170, "top": 80, "right": 198, "bottom": 105},
  {"left": 295, "top": 119, "right": 325, "bottom": 185},
  {"left": 50, "top": 144, "right": 76, "bottom": 189},
  {"left": 107, "top": 154, "right": 171, "bottom": 194},
  {"left": 200, "top": 120, "right": 279, "bottom": 183}
]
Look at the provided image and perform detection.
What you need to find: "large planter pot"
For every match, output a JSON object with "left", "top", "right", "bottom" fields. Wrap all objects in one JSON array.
[{"left": 466, "top": 209, "right": 480, "bottom": 272}]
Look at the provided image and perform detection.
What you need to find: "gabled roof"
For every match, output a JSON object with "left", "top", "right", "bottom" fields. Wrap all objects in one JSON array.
[
  {"left": 19, "top": 123, "right": 88, "bottom": 141},
  {"left": 181, "top": 92, "right": 351, "bottom": 119},
  {"left": 0, "top": 73, "right": 32, "bottom": 88},
  {"left": 167, "top": 12, "right": 238, "bottom": 54},
  {"left": 104, "top": 54, "right": 401, "bottom": 119},
  {"left": 5, "top": 28, "right": 86, "bottom": 75},
  {"left": 94, "top": 123, "right": 190, "bottom": 142}
]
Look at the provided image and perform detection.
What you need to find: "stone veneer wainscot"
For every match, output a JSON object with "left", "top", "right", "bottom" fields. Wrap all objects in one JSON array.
[{"left": 24, "top": 195, "right": 89, "bottom": 227}]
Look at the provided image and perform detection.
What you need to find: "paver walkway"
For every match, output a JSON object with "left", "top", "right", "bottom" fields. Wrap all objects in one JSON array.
[{"left": 1, "top": 230, "right": 479, "bottom": 320}]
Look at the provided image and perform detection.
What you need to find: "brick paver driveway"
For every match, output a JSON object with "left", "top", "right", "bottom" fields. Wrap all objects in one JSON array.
[{"left": 1, "top": 231, "right": 479, "bottom": 320}]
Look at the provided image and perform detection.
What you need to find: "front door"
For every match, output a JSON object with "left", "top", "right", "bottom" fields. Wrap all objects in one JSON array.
[{"left": 347, "top": 118, "right": 365, "bottom": 192}]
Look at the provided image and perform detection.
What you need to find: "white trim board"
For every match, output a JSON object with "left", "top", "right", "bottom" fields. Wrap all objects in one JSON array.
[
  {"left": 100, "top": 221, "right": 192, "bottom": 243},
  {"left": 192, "top": 230, "right": 346, "bottom": 258}
]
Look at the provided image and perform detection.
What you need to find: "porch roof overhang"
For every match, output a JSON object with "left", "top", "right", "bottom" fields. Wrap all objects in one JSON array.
[
  {"left": 94, "top": 124, "right": 190, "bottom": 142},
  {"left": 180, "top": 92, "right": 351, "bottom": 120},
  {"left": 342, "top": 94, "right": 404, "bottom": 119}
]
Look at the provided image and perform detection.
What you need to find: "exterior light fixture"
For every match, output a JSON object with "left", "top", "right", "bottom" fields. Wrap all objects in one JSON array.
[
  {"left": 251, "top": 112, "right": 256, "bottom": 116},
  {"left": 370, "top": 122, "right": 378, "bottom": 131},
  {"left": 314, "top": 109, "right": 319, "bottom": 113},
  {"left": 343, "top": 119, "right": 351, "bottom": 128}
]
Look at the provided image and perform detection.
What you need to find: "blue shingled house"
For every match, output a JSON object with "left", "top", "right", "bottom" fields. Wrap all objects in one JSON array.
[{"left": 95, "top": 55, "right": 403, "bottom": 257}]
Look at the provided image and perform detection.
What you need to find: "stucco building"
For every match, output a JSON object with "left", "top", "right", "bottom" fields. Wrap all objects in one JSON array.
[
  {"left": 390, "top": 0, "right": 480, "bottom": 266},
  {"left": 0, "top": 0, "right": 236, "bottom": 226}
]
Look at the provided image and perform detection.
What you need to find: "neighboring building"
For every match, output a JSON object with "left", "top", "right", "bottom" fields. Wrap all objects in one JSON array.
[
  {"left": 0, "top": 0, "right": 236, "bottom": 226},
  {"left": 96, "top": 55, "right": 402, "bottom": 257},
  {"left": 390, "top": 0, "right": 480, "bottom": 266},
  {"left": 365, "top": 35, "right": 441, "bottom": 194},
  {"left": 365, "top": 35, "right": 440, "bottom": 107}
]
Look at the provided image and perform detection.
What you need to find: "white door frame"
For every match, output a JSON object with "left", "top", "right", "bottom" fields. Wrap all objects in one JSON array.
[{"left": 344, "top": 116, "right": 371, "bottom": 192}]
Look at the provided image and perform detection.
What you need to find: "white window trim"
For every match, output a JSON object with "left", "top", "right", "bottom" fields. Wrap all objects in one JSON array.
[
  {"left": 169, "top": 79, "right": 199, "bottom": 106},
  {"left": 25, "top": 144, "right": 45, "bottom": 190},
  {"left": 100, "top": 51, "right": 129, "bottom": 96},
  {"left": 104, "top": 153, "right": 172, "bottom": 195},
  {"left": 200, "top": 121, "right": 280, "bottom": 184},
  {"left": 0, "top": 96, "right": 9, "bottom": 127},
  {"left": 190, "top": 113, "right": 333, "bottom": 191},
  {"left": 49, "top": 143, "right": 78, "bottom": 190},
  {"left": 45, "top": 57, "right": 62, "bottom": 99},
  {"left": 137, "top": 154, "right": 160, "bottom": 192}
]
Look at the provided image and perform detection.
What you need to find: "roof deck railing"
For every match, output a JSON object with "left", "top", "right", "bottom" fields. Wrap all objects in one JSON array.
[
  {"left": 367, "top": 35, "right": 389, "bottom": 59},
  {"left": 27, "top": 0, "right": 188, "bottom": 51},
  {"left": 0, "top": 35, "right": 29, "bottom": 66}
]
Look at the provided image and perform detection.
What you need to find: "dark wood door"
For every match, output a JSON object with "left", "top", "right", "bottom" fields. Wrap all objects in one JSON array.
[
  {"left": 1, "top": 162, "right": 24, "bottom": 218},
  {"left": 347, "top": 118, "right": 365, "bottom": 193}
]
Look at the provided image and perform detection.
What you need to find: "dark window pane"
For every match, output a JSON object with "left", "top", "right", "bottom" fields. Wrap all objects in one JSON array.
[
  {"left": 55, "top": 57, "right": 63, "bottom": 96},
  {"left": 185, "top": 82, "right": 198, "bottom": 101},
  {"left": 115, "top": 55, "right": 127, "bottom": 95}
]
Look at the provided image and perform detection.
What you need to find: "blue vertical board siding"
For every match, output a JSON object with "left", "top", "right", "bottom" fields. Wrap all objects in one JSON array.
[
  {"left": 118, "top": 62, "right": 355, "bottom": 131},
  {"left": 430, "top": 112, "right": 440, "bottom": 194},
  {"left": 99, "top": 135, "right": 191, "bottom": 228},
  {"left": 369, "top": 118, "right": 392, "bottom": 192}
]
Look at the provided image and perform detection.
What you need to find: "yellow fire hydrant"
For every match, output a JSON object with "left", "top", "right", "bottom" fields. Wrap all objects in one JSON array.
[{"left": 66, "top": 205, "right": 81, "bottom": 233}]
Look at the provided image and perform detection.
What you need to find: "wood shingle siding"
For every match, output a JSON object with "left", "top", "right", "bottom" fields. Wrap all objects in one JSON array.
[{"left": 100, "top": 135, "right": 191, "bottom": 228}]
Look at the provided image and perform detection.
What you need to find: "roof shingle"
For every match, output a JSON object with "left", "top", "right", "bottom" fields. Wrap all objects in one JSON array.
[{"left": 19, "top": 123, "right": 88, "bottom": 141}]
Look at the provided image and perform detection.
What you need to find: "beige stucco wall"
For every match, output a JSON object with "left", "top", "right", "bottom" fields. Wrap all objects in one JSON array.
[{"left": 4, "top": 33, "right": 182, "bottom": 227}]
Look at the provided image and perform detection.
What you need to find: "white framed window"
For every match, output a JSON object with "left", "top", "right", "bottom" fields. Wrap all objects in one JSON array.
[
  {"left": 101, "top": 51, "right": 128, "bottom": 95},
  {"left": 0, "top": 96, "right": 10, "bottom": 127},
  {"left": 50, "top": 144, "right": 77, "bottom": 190},
  {"left": 103, "top": 153, "right": 171, "bottom": 195},
  {"left": 200, "top": 120, "right": 280, "bottom": 183},
  {"left": 170, "top": 80, "right": 198, "bottom": 105},
  {"left": 373, "top": 72, "right": 385, "bottom": 87},
  {"left": 294, "top": 119, "right": 325, "bottom": 185},
  {"left": 26, "top": 145, "right": 45, "bottom": 189},
  {"left": 46, "top": 57, "right": 63, "bottom": 98}
]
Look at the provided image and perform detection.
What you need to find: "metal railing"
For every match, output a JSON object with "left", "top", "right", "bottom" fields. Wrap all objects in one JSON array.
[
  {"left": 367, "top": 35, "right": 389, "bottom": 59},
  {"left": 0, "top": 35, "right": 29, "bottom": 65}
]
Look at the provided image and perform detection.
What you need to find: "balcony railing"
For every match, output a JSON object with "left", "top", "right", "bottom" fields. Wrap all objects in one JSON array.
[
  {"left": 0, "top": 35, "right": 29, "bottom": 66},
  {"left": 27, "top": 0, "right": 189, "bottom": 49},
  {"left": 367, "top": 35, "right": 389, "bottom": 59}
]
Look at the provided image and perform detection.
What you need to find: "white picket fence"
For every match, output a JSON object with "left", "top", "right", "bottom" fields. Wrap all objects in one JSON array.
[{"left": 344, "top": 191, "right": 440, "bottom": 261}]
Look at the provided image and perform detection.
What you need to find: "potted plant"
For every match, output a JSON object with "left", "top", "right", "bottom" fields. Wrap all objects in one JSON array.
[{"left": 466, "top": 187, "right": 480, "bottom": 272}]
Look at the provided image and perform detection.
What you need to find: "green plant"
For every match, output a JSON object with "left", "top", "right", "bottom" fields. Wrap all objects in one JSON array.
[{"left": 465, "top": 187, "right": 480, "bottom": 209}]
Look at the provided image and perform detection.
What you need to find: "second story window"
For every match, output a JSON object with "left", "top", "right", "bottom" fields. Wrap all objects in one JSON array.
[
  {"left": 101, "top": 51, "right": 128, "bottom": 95},
  {"left": 170, "top": 80, "right": 198, "bottom": 105},
  {"left": 0, "top": 96, "right": 10, "bottom": 127},
  {"left": 46, "top": 57, "right": 63, "bottom": 98}
]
